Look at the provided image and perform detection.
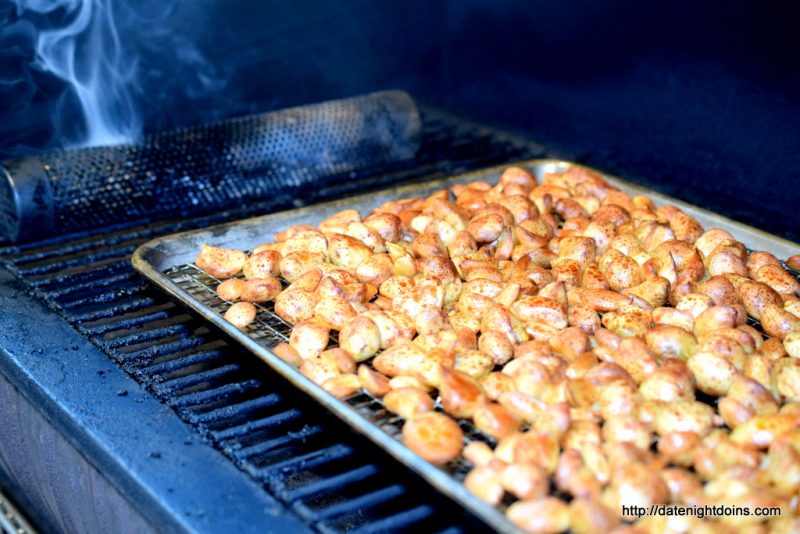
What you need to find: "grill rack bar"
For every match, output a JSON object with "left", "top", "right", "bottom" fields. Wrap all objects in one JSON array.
[{"left": 0, "top": 490, "right": 36, "bottom": 534}]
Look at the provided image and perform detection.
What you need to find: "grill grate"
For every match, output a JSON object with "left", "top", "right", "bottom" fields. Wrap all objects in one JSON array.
[
  {"left": 0, "top": 111, "right": 539, "bottom": 533},
  {"left": 0, "top": 489, "right": 36, "bottom": 534}
]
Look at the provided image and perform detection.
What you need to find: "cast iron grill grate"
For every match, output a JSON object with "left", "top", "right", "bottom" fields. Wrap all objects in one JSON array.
[{"left": 0, "top": 111, "right": 540, "bottom": 533}]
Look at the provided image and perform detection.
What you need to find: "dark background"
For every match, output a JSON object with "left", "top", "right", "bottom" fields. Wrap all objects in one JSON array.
[{"left": 1, "top": 0, "right": 799, "bottom": 240}]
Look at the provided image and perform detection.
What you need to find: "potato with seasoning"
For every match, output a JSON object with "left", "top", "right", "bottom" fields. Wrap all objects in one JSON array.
[
  {"left": 282, "top": 229, "right": 328, "bottom": 256},
  {"left": 320, "top": 348, "right": 356, "bottom": 374},
  {"left": 373, "top": 341, "right": 443, "bottom": 386},
  {"left": 786, "top": 254, "right": 800, "bottom": 271},
  {"left": 439, "top": 367, "right": 486, "bottom": 419},
  {"left": 453, "top": 349, "right": 494, "bottom": 379},
  {"left": 241, "top": 277, "right": 282, "bottom": 302},
  {"left": 464, "top": 460, "right": 505, "bottom": 505},
  {"left": 506, "top": 497, "right": 570, "bottom": 534},
  {"left": 478, "top": 331, "right": 514, "bottom": 365},
  {"left": 243, "top": 250, "right": 281, "bottom": 279},
  {"left": 383, "top": 387, "right": 434, "bottom": 419},
  {"left": 299, "top": 357, "right": 339, "bottom": 386},
  {"left": 363, "top": 212, "right": 401, "bottom": 242},
  {"left": 402, "top": 412, "right": 464, "bottom": 464},
  {"left": 289, "top": 321, "right": 330, "bottom": 360},
  {"left": 355, "top": 253, "right": 393, "bottom": 286},
  {"left": 328, "top": 234, "right": 372, "bottom": 270},
  {"left": 313, "top": 295, "right": 357, "bottom": 330},
  {"left": 272, "top": 342, "right": 303, "bottom": 367},
  {"left": 196, "top": 244, "right": 247, "bottom": 279},
  {"left": 216, "top": 278, "right": 245, "bottom": 301},
  {"left": 322, "top": 374, "right": 361, "bottom": 399},
  {"left": 224, "top": 301, "right": 256, "bottom": 329},
  {"left": 389, "top": 375, "right": 432, "bottom": 391},
  {"left": 339, "top": 316, "right": 381, "bottom": 361},
  {"left": 274, "top": 288, "right": 316, "bottom": 324},
  {"left": 651, "top": 400, "right": 715, "bottom": 436},
  {"left": 569, "top": 498, "right": 619, "bottom": 534},
  {"left": 280, "top": 251, "right": 328, "bottom": 282},
  {"left": 473, "top": 402, "right": 520, "bottom": 440},
  {"left": 357, "top": 365, "right": 390, "bottom": 397}
]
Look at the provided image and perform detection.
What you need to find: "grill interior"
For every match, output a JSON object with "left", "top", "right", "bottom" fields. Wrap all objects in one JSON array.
[{"left": 0, "top": 111, "right": 541, "bottom": 533}]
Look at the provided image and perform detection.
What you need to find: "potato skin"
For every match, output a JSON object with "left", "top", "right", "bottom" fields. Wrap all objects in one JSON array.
[
  {"left": 217, "top": 278, "right": 245, "bottom": 301},
  {"left": 358, "top": 365, "right": 391, "bottom": 397},
  {"left": 280, "top": 251, "right": 327, "bottom": 282},
  {"left": 241, "top": 277, "right": 282, "bottom": 302},
  {"left": 506, "top": 497, "right": 570, "bottom": 534},
  {"left": 440, "top": 367, "right": 486, "bottom": 419},
  {"left": 289, "top": 321, "right": 330, "bottom": 360},
  {"left": 272, "top": 342, "right": 302, "bottom": 367},
  {"left": 402, "top": 412, "right": 464, "bottom": 464},
  {"left": 196, "top": 244, "right": 247, "bottom": 279},
  {"left": 473, "top": 403, "right": 520, "bottom": 439},
  {"left": 328, "top": 234, "right": 372, "bottom": 270},
  {"left": 383, "top": 387, "right": 434, "bottom": 419},
  {"left": 274, "top": 289, "right": 316, "bottom": 325},
  {"left": 300, "top": 357, "right": 339, "bottom": 386},
  {"left": 243, "top": 250, "right": 281, "bottom": 280},
  {"left": 322, "top": 374, "right": 361, "bottom": 399},
  {"left": 355, "top": 254, "right": 393, "bottom": 286},
  {"left": 224, "top": 302, "right": 256, "bottom": 329},
  {"left": 339, "top": 316, "right": 381, "bottom": 362},
  {"left": 785, "top": 331, "right": 800, "bottom": 359}
]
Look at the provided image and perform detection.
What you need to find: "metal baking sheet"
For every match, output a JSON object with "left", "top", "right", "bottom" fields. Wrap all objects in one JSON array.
[{"left": 132, "top": 159, "right": 800, "bottom": 533}]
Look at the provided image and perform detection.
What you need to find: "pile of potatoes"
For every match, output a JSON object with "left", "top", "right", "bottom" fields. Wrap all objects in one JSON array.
[{"left": 195, "top": 165, "right": 800, "bottom": 533}]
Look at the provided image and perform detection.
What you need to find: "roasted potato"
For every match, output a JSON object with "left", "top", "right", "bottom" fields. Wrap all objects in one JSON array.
[
  {"left": 339, "top": 316, "right": 381, "bottom": 361},
  {"left": 224, "top": 301, "right": 256, "bottom": 328},
  {"left": 196, "top": 244, "right": 247, "bottom": 279},
  {"left": 216, "top": 278, "right": 245, "bottom": 301},
  {"left": 402, "top": 412, "right": 464, "bottom": 464}
]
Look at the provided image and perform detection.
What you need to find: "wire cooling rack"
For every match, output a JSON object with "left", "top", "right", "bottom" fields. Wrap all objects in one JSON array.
[{"left": 166, "top": 263, "right": 497, "bottom": 484}]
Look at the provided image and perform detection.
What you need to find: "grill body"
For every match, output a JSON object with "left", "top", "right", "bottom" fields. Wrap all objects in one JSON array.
[{"left": 0, "top": 111, "right": 542, "bottom": 533}]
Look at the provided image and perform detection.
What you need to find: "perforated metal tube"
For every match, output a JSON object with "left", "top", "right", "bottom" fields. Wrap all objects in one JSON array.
[{"left": 0, "top": 91, "right": 421, "bottom": 243}]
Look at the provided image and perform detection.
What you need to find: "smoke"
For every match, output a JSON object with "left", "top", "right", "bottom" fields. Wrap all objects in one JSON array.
[
  {"left": 0, "top": 0, "right": 234, "bottom": 156},
  {"left": 13, "top": 0, "right": 141, "bottom": 147}
]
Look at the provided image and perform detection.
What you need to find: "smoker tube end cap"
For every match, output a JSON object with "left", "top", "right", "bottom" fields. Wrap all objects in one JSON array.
[{"left": 0, "top": 158, "right": 54, "bottom": 243}]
